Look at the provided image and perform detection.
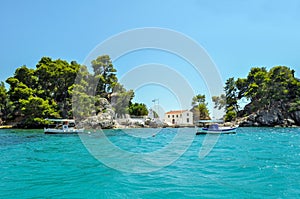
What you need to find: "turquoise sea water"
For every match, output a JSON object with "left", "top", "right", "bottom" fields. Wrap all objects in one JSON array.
[{"left": 1, "top": 128, "right": 300, "bottom": 198}]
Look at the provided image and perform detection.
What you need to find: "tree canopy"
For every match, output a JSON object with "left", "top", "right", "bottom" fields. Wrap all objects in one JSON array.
[
  {"left": 0, "top": 81, "right": 10, "bottom": 122},
  {"left": 92, "top": 55, "right": 118, "bottom": 98},
  {"left": 1, "top": 58, "right": 299, "bottom": 127},
  {"left": 128, "top": 103, "right": 149, "bottom": 116},
  {"left": 191, "top": 94, "right": 210, "bottom": 121},
  {"left": 2, "top": 55, "right": 136, "bottom": 128},
  {"left": 224, "top": 66, "right": 300, "bottom": 121}
]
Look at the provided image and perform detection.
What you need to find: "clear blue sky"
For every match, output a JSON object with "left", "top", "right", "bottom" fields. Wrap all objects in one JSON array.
[{"left": 1, "top": 0, "right": 300, "bottom": 118}]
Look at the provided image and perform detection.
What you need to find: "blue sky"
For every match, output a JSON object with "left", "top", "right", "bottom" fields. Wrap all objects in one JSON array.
[{"left": 1, "top": 0, "right": 300, "bottom": 118}]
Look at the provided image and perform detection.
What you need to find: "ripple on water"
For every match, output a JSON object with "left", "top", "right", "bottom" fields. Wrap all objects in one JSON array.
[{"left": 1, "top": 128, "right": 300, "bottom": 198}]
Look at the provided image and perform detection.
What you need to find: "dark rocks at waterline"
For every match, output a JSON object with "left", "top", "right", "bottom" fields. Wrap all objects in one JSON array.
[
  {"left": 256, "top": 110, "right": 284, "bottom": 126},
  {"left": 239, "top": 109, "right": 299, "bottom": 127}
]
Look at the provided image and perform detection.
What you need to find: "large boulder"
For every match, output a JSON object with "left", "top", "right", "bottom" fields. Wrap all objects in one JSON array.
[
  {"left": 97, "top": 98, "right": 113, "bottom": 113},
  {"left": 238, "top": 109, "right": 286, "bottom": 127},
  {"left": 255, "top": 110, "right": 283, "bottom": 127},
  {"left": 78, "top": 114, "right": 115, "bottom": 129},
  {"left": 77, "top": 98, "right": 115, "bottom": 129}
]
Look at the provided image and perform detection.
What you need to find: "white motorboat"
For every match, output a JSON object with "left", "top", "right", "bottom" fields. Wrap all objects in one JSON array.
[{"left": 44, "top": 119, "right": 84, "bottom": 134}]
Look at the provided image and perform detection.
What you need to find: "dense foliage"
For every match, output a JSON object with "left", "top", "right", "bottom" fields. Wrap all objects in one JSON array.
[
  {"left": 92, "top": 55, "right": 118, "bottom": 98},
  {"left": 128, "top": 103, "right": 149, "bottom": 116},
  {"left": 2, "top": 55, "right": 137, "bottom": 128},
  {"left": 0, "top": 81, "right": 10, "bottom": 123},
  {"left": 191, "top": 94, "right": 210, "bottom": 120},
  {"left": 4, "top": 59, "right": 81, "bottom": 127},
  {"left": 110, "top": 83, "right": 134, "bottom": 117},
  {"left": 2, "top": 60, "right": 299, "bottom": 127},
  {"left": 223, "top": 66, "right": 300, "bottom": 121}
]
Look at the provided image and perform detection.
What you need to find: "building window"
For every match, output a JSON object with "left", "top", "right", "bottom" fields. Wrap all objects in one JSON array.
[
  {"left": 168, "top": 115, "right": 170, "bottom": 118},
  {"left": 172, "top": 115, "right": 174, "bottom": 118},
  {"left": 176, "top": 115, "right": 178, "bottom": 118},
  {"left": 187, "top": 113, "right": 189, "bottom": 116},
  {"left": 187, "top": 118, "right": 189, "bottom": 123},
  {"left": 180, "top": 114, "right": 182, "bottom": 117}
]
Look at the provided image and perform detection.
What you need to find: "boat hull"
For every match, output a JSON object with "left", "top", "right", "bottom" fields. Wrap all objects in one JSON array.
[
  {"left": 44, "top": 128, "right": 84, "bottom": 134},
  {"left": 196, "top": 127, "right": 237, "bottom": 135}
]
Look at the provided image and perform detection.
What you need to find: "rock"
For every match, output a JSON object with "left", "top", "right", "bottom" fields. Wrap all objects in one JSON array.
[
  {"left": 287, "top": 118, "right": 296, "bottom": 125},
  {"left": 236, "top": 102, "right": 300, "bottom": 127},
  {"left": 238, "top": 109, "right": 287, "bottom": 127},
  {"left": 248, "top": 114, "right": 256, "bottom": 122},
  {"left": 78, "top": 114, "right": 115, "bottom": 129},
  {"left": 255, "top": 110, "right": 283, "bottom": 127},
  {"left": 77, "top": 98, "right": 115, "bottom": 129},
  {"left": 144, "top": 118, "right": 164, "bottom": 128},
  {"left": 281, "top": 118, "right": 295, "bottom": 127},
  {"left": 239, "top": 120, "right": 254, "bottom": 127},
  {"left": 253, "top": 122, "right": 260, "bottom": 127},
  {"left": 290, "top": 111, "right": 300, "bottom": 125},
  {"left": 224, "top": 122, "right": 233, "bottom": 126}
]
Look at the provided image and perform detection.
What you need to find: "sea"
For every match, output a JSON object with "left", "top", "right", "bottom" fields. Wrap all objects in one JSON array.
[{"left": 1, "top": 127, "right": 300, "bottom": 198}]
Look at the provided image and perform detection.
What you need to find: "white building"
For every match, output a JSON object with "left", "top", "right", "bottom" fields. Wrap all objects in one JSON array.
[{"left": 164, "top": 110, "right": 193, "bottom": 126}]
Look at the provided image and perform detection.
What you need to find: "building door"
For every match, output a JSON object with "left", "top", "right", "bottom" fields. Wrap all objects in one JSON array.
[{"left": 172, "top": 119, "right": 175, "bottom": 124}]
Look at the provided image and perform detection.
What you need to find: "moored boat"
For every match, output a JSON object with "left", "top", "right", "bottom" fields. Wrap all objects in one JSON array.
[
  {"left": 44, "top": 119, "right": 84, "bottom": 134},
  {"left": 196, "top": 120, "right": 238, "bottom": 135}
]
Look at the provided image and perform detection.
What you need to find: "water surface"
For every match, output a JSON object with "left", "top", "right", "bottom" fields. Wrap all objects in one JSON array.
[{"left": 1, "top": 128, "right": 300, "bottom": 198}]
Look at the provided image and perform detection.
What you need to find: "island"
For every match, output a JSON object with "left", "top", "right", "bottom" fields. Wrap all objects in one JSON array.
[{"left": 1, "top": 55, "right": 299, "bottom": 129}]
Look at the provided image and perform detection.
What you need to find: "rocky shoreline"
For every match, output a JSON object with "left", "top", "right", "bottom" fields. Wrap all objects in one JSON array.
[
  {"left": 236, "top": 109, "right": 300, "bottom": 127},
  {"left": 2, "top": 98, "right": 300, "bottom": 129},
  {"left": 77, "top": 99, "right": 300, "bottom": 129}
]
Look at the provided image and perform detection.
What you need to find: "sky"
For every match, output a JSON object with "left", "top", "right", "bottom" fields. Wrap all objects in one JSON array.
[{"left": 1, "top": 0, "right": 300, "bottom": 118}]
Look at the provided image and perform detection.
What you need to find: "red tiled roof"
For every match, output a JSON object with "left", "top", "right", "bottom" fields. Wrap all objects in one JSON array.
[{"left": 165, "top": 110, "right": 188, "bottom": 115}]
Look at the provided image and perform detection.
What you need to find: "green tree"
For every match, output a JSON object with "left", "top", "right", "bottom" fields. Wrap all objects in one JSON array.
[
  {"left": 266, "top": 66, "right": 295, "bottom": 107},
  {"left": 35, "top": 57, "right": 81, "bottom": 118},
  {"left": 129, "top": 103, "right": 148, "bottom": 116},
  {"left": 6, "top": 58, "right": 82, "bottom": 127},
  {"left": 6, "top": 76, "right": 35, "bottom": 117},
  {"left": 0, "top": 82, "right": 6, "bottom": 111},
  {"left": 212, "top": 94, "right": 226, "bottom": 111},
  {"left": 224, "top": 78, "right": 238, "bottom": 121},
  {"left": 224, "top": 106, "right": 237, "bottom": 122},
  {"left": 0, "top": 82, "right": 11, "bottom": 121},
  {"left": 91, "top": 55, "right": 118, "bottom": 98},
  {"left": 14, "top": 66, "right": 37, "bottom": 88},
  {"left": 191, "top": 94, "right": 210, "bottom": 120},
  {"left": 110, "top": 83, "right": 134, "bottom": 117},
  {"left": 4, "top": 55, "right": 140, "bottom": 128},
  {"left": 19, "top": 96, "right": 60, "bottom": 128},
  {"left": 245, "top": 67, "right": 268, "bottom": 110},
  {"left": 71, "top": 65, "right": 95, "bottom": 119},
  {"left": 227, "top": 66, "right": 300, "bottom": 120}
]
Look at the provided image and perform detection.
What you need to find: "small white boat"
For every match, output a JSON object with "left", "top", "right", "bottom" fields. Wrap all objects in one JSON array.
[
  {"left": 44, "top": 119, "right": 84, "bottom": 134},
  {"left": 196, "top": 120, "right": 238, "bottom": 135}
]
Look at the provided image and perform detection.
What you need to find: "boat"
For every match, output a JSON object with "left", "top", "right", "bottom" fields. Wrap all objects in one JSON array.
[
  {"left": 196, "top": 120, "right": 238, "bottom": 135},
  {"left": 44, "top": 119, "right": 84, "bottom": 134}
]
